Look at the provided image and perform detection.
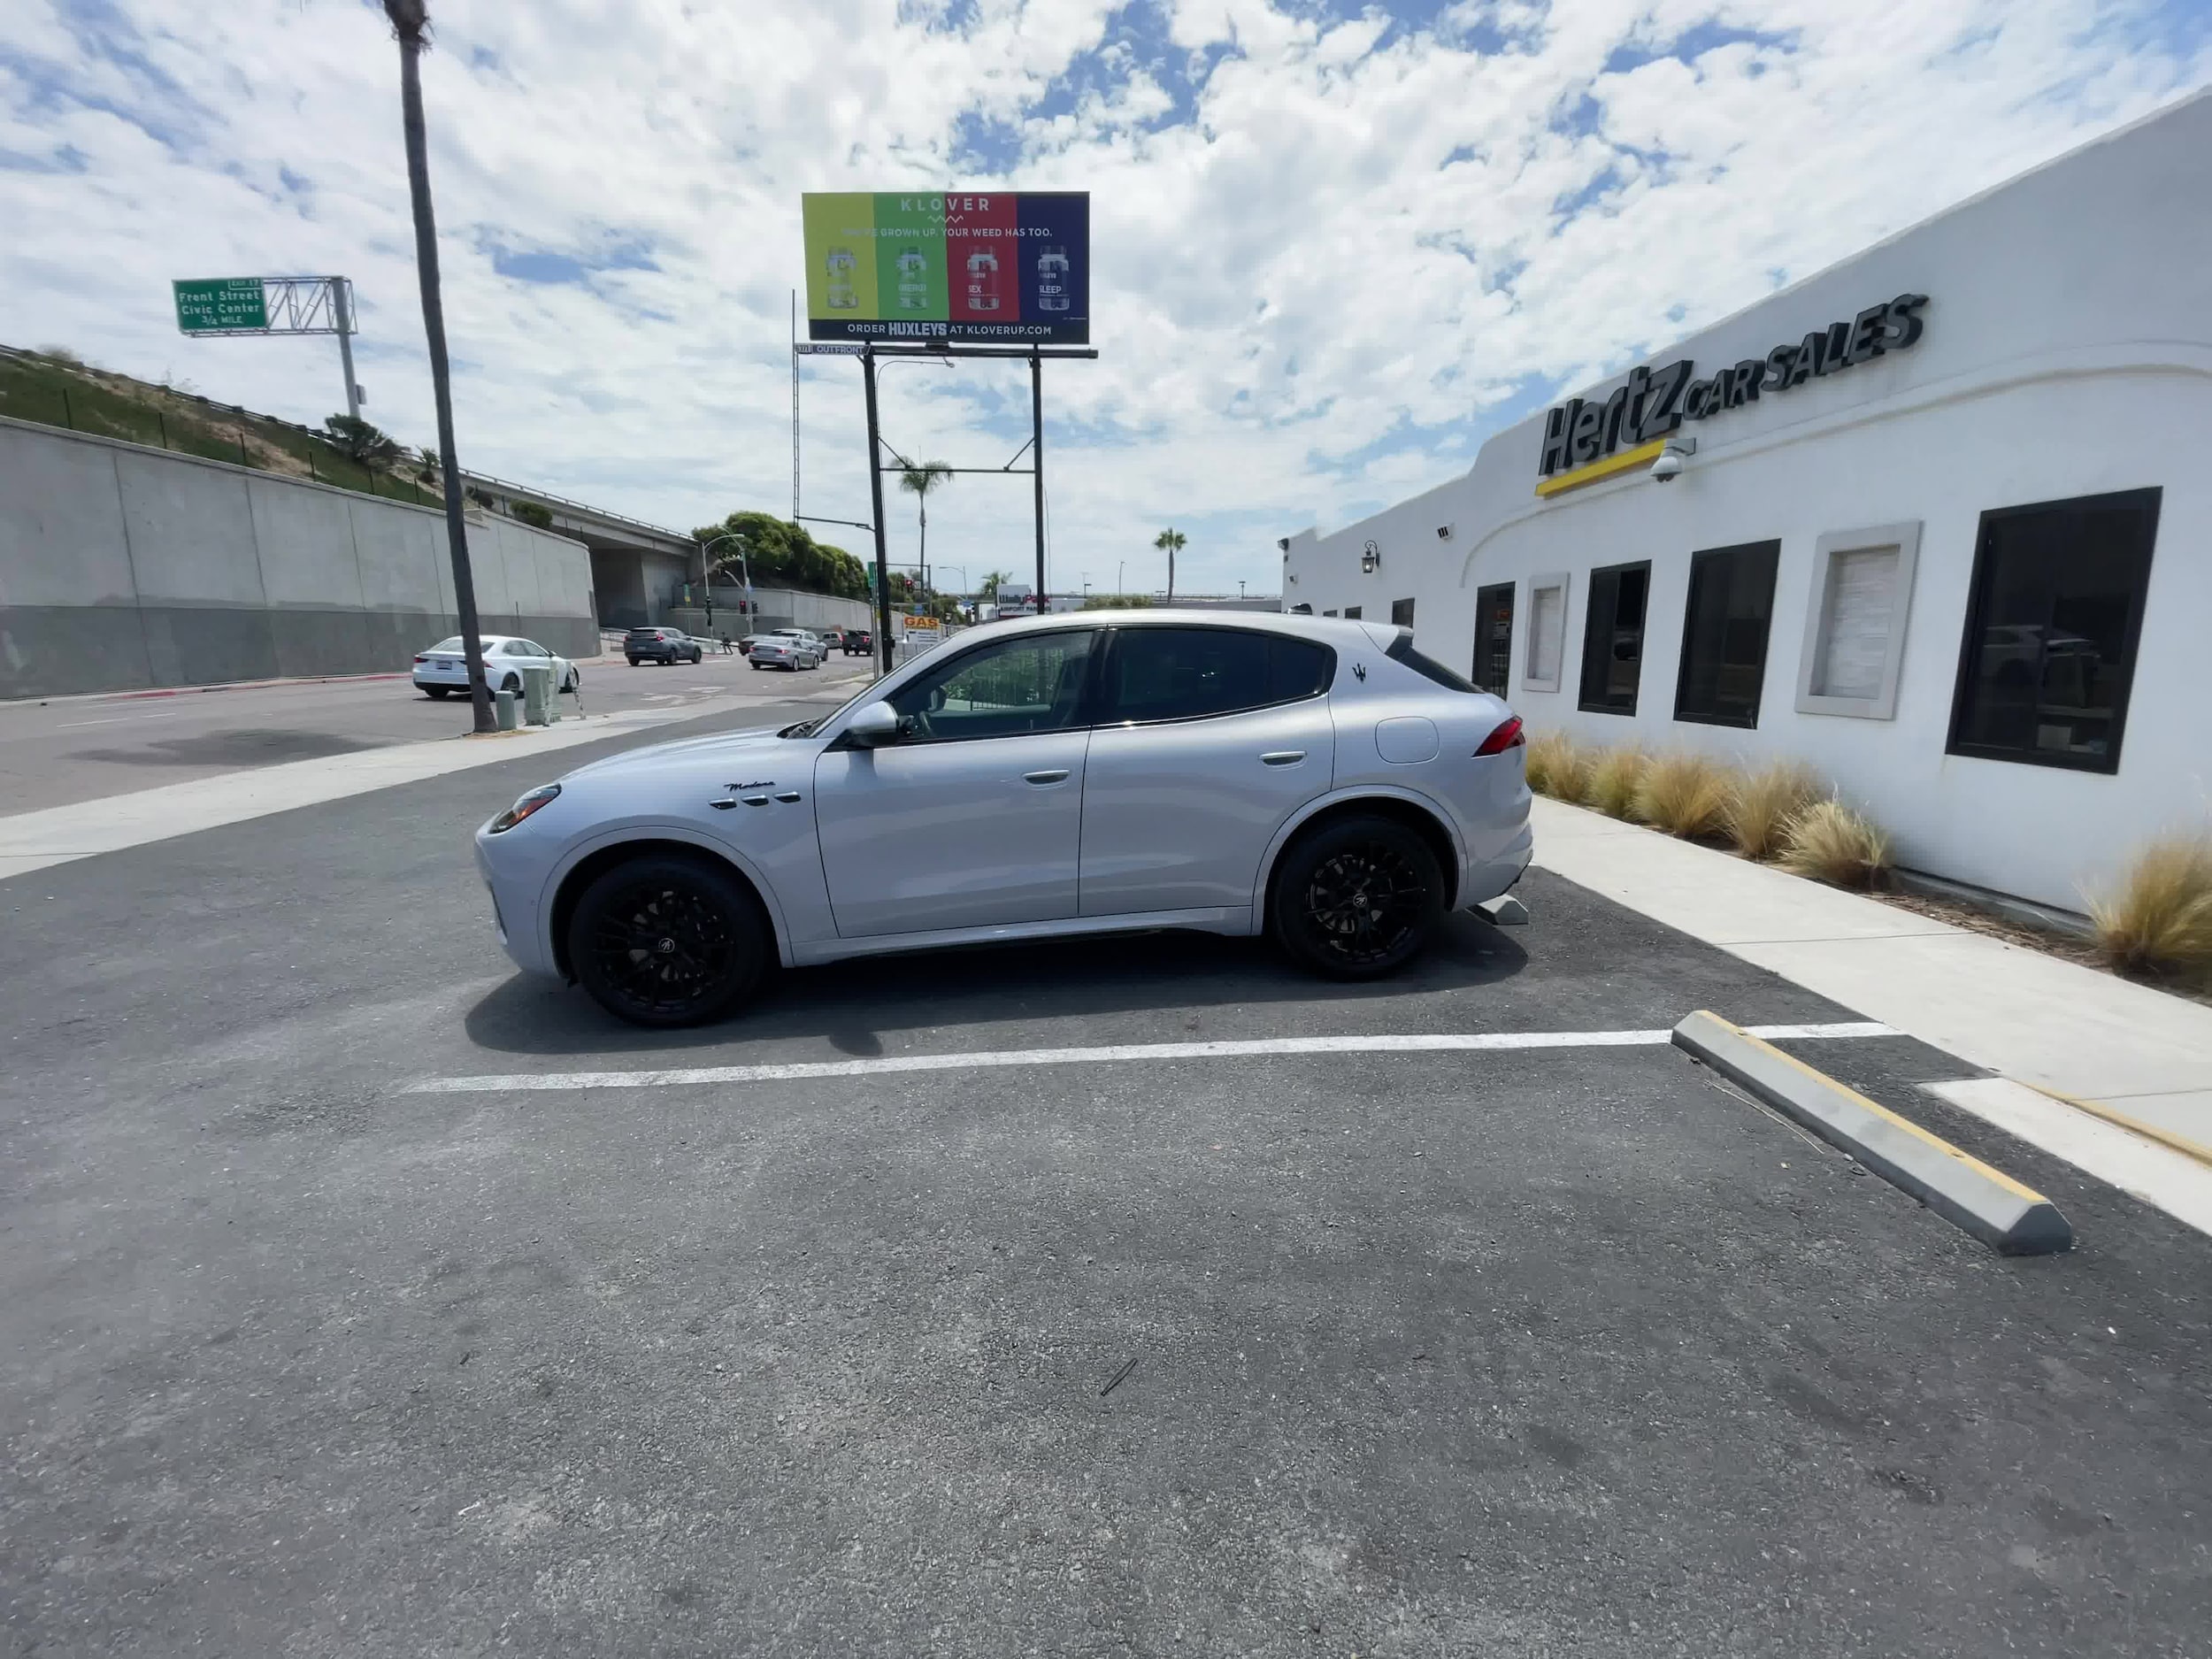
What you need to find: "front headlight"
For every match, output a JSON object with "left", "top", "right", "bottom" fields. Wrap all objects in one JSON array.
[{"left": 488, "top": 782, "right": 561, "bottom": 833}]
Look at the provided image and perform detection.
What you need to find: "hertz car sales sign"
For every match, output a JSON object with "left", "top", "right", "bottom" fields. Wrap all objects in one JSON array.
[{"left": 1534, "top": 292, "right": 1927, "bottom": 495}]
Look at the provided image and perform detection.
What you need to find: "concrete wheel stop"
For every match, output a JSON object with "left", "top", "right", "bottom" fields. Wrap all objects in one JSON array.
[{"left": 1672, "top": 1010, "right": 2073, "bottom": 1256}]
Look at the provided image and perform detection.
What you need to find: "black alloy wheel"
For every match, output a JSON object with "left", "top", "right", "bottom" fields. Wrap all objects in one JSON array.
[
  {"left": 1271, "top": 815, "right": 1444, "bottom": 979},
  {"left": 569, "top": 855, "right": 767, "bottom": 1027}
]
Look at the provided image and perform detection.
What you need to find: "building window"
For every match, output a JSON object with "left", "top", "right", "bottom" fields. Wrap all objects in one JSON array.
[
  {"left": 1947, "top": 488, "right": 2159, "bottom": 773},
  {"left": 1323, "top": 609, "right": 1338, "bottom": 618},
  {"left": 1578, "top": 561, "right": 1648, "bottom": 715},
  {"left": 1795, "top": 521, "right": 1921, "bottom": 720},
  {"left": 1343, "top": 605, "right": 1362, "bottom": 620},
  {"left": 1522, "top": 572, "right": 1569, "bottom": 694},
  {"left": 1471, "top": 582, "right": 1514, "bottom": 697},
  {"left": 1674, "top": 540, "right": 1778, "bottom": 727},
  {"left": 1390, "top": 597, "right": 1416, "bottom": 630}
]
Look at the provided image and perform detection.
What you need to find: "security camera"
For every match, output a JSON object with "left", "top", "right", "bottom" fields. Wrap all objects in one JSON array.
[
  {"left": 1276, "top": 537, "right": 1290, "bottom": 552},
  {"left": 1435, "top": 524, "right": 1453, "bottom": 541},
  {"left": 1650, "top": 437, "right": 1696, "bottom": 482}
]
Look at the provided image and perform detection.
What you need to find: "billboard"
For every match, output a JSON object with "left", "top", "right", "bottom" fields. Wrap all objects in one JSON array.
[{"left": 802, "top": 192, "right": 1089, "bottom": 345}]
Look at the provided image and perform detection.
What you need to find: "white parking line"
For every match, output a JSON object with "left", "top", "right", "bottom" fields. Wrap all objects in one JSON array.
[{"left": 407, "top": 1020, "right": 1900, "bottom": 1094}]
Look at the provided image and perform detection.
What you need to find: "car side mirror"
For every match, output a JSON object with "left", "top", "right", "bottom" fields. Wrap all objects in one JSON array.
[{"left": 847, "top": 701, "right": 901, "bottom": 748}]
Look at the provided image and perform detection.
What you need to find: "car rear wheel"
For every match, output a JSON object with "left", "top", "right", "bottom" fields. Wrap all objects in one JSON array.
[
  {"left": 569, "top": 854, "right": 769, "bottom": 1028},
  {"left": 423, "top": 686, "right": 450, "bottom": 699},
  {"left": 501, "top": 674, "right": 522, "bottom": 694},
  {"left": 1269, "top": 815, "right": 1444, "bottom": 979}
]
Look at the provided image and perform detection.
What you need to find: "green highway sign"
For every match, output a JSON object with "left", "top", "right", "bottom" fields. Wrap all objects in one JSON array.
[{"left": 173, "top": 278, "right": 269, "bottom": 334}]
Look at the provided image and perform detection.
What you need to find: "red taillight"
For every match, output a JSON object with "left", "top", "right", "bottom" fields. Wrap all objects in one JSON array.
[
  {"left": 414, "top": 655, "right": 428, "bottom": 664},
  {"left": 1475, "top": 715, "right": 1525, "bottom": 757}
]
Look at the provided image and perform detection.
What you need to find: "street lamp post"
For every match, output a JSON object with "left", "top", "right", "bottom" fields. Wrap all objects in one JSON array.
[{"left": 698, "top": 531, "right": 754, "bottom": 634}]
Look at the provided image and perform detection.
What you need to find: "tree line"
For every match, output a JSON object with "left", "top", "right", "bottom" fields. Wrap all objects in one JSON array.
[{"left": 691, "top": 510, "right": 874, "bottom": 601}]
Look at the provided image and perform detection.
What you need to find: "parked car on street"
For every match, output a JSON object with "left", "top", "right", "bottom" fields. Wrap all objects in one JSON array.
[
  {"left": 413, "top": 635, "right": 580, "bottom": 699},
  {"left": 625, "top": 626, "right": 703, "bottom": 666},
  {"left": 747, "top": 634, "right": 821, "bottom": 671},
  {"left": 476, "top": 611, "right": 1532, "bottom": 1026}
]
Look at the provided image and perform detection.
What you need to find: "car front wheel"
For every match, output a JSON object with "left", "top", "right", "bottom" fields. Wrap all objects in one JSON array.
[
  {"left": 1269, "top": 815, "right": 1444, "bottom": 979},
  {"left": 569, "top": 854, "right": 769, "bottom": 1028}
]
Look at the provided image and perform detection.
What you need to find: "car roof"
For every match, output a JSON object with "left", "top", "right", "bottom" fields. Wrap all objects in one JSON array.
[{"left": 952, "top": 607, "right": 1400, "bottom": 650}]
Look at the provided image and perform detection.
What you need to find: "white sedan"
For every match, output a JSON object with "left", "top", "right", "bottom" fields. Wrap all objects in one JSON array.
[
  {"left": 475, "top": 611, "right": 1532, "bottom": 1027},
  {"left": 414, "top": 635, "right": 580, "bottom": 700}
]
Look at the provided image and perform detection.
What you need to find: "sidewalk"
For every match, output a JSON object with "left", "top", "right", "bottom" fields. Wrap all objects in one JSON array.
[{"left": 1530, "top": 795, "right": 2212, "bottom": 1226}]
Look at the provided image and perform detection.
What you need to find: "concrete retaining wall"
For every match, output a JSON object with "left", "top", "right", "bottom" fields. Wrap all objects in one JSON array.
[{"left": 0, "top": 416, "right": 598, "bottom": 698}]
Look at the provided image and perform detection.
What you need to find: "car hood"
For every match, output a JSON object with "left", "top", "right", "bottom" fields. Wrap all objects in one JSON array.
[{"left": 559, "top": 725, "right": 796, "bottom": 782}]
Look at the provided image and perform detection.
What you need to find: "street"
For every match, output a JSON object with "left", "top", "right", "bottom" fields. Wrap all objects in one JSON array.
[
  {"left": 4, "top": 699, "right": 2209, "bottom": 1657},
  {"left": 0, "top": 650, "right": 872, "bottom": 814}
]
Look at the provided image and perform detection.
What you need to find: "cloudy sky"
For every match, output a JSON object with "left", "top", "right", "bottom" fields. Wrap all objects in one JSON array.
[{"left": 4, "top": 0, "right": 2208, "bottom": 598}]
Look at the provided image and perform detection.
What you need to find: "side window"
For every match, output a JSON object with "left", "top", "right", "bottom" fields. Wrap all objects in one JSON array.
[
  {"left": 500, "top": 641, "right": 528, "bottom": 656},
  {"left": 1947, "top": 488, "right": 2158, "bottom": 772},
  {"left": 887, "top": 629, "right": 1096, "bottom": 742},
  {"left": 1578, "top": 560, "right": 1649, "bottom": 715},
  {"left": 1674, "top": 541, "right": 1778, "bottom": 727},
  {"left": 1102, "top": 629, "right": 1331, "bottom": 724}
]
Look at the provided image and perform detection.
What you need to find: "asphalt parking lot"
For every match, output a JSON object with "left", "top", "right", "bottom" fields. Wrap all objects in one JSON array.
[{"left": 4, "top": 701, "right": 2210, "bottom": 1657}]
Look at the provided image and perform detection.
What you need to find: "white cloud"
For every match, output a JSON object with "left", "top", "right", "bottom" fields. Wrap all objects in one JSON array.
[{"left": 1, "top": 0, "right": 2205, "bottom": 598}]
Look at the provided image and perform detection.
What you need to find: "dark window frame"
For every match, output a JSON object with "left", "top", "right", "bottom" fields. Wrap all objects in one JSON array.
[
  {"left": 1672, "top": 539, "right": 1780, "bottom": 729},
  {"left": 1390, "top": 597, "right": 1416, "bottom": 629},
  {"left": 1471, "top": 580, "right": 1514, "bottom": 698},
  {"left": 1094, "top": 624, "right": 1336, "bottom": 729},
  {"left": 1945, "top": 487, "right": 2160, "bottom": 775},
  {"left": 1578, "top": 559, "right": 1651, "bottom": 716}
]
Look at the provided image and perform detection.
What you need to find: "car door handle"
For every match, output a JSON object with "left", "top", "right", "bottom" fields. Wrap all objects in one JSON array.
[
  {"left": 1261, "top": 750, "right": 1306, "bottom": 766},
  {"left": 1023, "top": 769, "right": 1071, "bottom": 785}
]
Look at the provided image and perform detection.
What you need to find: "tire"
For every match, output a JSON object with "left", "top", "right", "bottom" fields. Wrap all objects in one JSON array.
[
  {"left": 501, "top": 675, "right": 521, "bottom": 695},
  {"left": 749, "top": 662, "right": 763, "bottom": 671},
  {"left": 423, "top": 686, "right": 451, "bottom": 700},
  {"left": 1269, "top": 814, "right": 1445, "bottom": 979},
  {"left": 627, "top": 657, "right": 641, "bottom": 667},
  {"left": 562, "top": 671, "right": 579, "bottom": 693},
  {"left": 568, "top": 854, "right": 769, "bottom": 1028}
]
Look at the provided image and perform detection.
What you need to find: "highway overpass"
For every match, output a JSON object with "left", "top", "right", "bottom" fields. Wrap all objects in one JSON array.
[{"left": 457, "top": 472, "right": 695, "bottom": 629}]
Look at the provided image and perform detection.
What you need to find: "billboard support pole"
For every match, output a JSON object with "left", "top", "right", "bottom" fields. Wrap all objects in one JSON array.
[
  {"left": 334, "top": 279, "right": 360, "bottom": 423},
  {"left": 861, "top": 347, "right": 896, "bottom": 677},
  {"left": 1030, "top": 349, "right": 1047, "bottom": 615}
]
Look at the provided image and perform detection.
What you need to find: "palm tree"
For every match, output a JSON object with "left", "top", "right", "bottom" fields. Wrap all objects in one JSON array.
[
  {"left": 1155, "top": 526, "right": 1187, "bottom": 603},
  {"left": 383, "top": 0, "right": 493, "bottom": 733},
  {"left": 898, "top": 460, "right": 953, "bottom": 596},
  {"left": 979, "top": 569, "right": 1011, "bottom": 603}
]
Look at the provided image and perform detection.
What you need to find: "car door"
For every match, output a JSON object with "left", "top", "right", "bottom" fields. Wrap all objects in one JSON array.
[
  {"left": 1078, "top": 626, "right": 1338, "bottom": 916},
  {"left": 812, "top": 626, "right": 1100, "bottom": 937}
]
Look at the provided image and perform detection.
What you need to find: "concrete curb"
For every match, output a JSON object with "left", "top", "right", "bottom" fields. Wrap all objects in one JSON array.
[{"left": 1672, "top": 1010, "right": 2073, "bottom": 1256}]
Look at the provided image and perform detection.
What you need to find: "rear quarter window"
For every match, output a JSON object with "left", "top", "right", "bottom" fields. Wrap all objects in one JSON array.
[{"left": 1386, "top": 634, "right": 1481, "bottom": 693}]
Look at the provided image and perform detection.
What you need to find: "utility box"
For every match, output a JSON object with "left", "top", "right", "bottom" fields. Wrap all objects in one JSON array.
[{"left": 521, "top": 663, "right": 555, "bottom": 726}]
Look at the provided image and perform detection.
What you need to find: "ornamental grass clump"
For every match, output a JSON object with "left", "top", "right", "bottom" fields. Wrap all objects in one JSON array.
[
  {"left": 2090, "top": 833, "right": 2212, "bottom": 980},
  {"left": 1777, "top": 798, "right": 1893, "bottom": 888}
]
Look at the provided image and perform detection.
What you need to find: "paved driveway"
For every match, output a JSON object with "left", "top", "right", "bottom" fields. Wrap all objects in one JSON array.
[{"left": 3, "top": 703, "right": 2208, "bottom": 1656}]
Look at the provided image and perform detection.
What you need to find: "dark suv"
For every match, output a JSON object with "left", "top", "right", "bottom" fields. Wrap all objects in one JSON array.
[
  {"left": 625, "top": 626, "right": 702, "bottom": 666},
  {"left": 840, "top": 628, "right": 873, "bottom": 656}
]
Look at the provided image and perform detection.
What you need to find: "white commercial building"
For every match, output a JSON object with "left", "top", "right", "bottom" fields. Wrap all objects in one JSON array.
[{"left": 1280, "top": 91, "right": 2212, "bottom": 915}]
